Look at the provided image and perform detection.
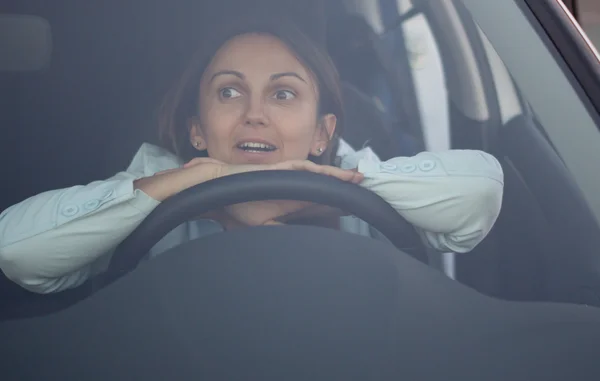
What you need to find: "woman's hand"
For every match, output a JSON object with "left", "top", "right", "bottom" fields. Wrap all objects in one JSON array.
[
  {"left": 183, "top": 157, "right": 363, "bottom": 185},
  {"left": 134, "top": 158, "right": 363, "bottom": 226},
  {"left": 192, "top": 158, "right": 363, "bottom": 228},
  {"left": 133, "top": 157, "right": 225, "bottom": 202}
]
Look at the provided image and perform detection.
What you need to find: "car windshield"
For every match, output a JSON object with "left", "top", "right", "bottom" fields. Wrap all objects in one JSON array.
[
  {"left": 7, "top": 1, "right": 600, "bottom": 379},
  {"left": 2, "top": 0, "right": 600, "bottom": 308},
  {"left": 460, "top": 0, "right": 600, "bottom": 219},
  {"left": 324, "top": 0, "right": 600, "bottom": 284}
]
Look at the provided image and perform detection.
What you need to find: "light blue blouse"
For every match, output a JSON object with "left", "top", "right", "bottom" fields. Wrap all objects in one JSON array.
[{"left": 0, "top": 141, "right": 504, "bottom": 294}]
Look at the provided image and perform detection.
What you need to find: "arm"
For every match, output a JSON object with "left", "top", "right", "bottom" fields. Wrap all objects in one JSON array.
[
  {"left": 0, "top": 172, "right": 161, "bottom": 294},
  {"left": 358, "top": 150, "right": 504, "bottom": 253},
  {"left": 0, "top": 143, "right": 361, "bottom": 294},
  {"left": 0, "top": 143, "right": 184, "bottom": 294}
]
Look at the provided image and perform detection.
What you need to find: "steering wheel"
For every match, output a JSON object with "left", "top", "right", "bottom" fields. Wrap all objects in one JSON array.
[{"left": 101, "top": 170, "right": 426, "bottom": 286}]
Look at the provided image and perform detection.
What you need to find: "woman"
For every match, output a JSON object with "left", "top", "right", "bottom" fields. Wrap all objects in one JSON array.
[{"left": 0, "top": 18, "right": 504, "bottom": 294}]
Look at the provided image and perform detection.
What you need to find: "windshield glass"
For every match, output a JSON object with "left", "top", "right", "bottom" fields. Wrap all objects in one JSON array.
[
  {"left": 329, "top": 0, "right": 600, "bottom": 289},
  {"left": 459, "top": 0, "right": 600, "bottom": 220},
  {"left": 323, "top": 0, "right": 600, "bottom": 224},
  {"left": 3, "top": 0, "right": 600, "bottom": 308},
  {"left": 2, "top": 0, "right": 598, "bottom": 216},
  {"left": 7, "top": 3, "right": 600, "bottom": 379}
]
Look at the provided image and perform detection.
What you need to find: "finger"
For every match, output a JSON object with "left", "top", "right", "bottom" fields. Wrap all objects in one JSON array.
[
  {"left": 351, "top": 171, "right": 364, "bottom": 184},
  {"left": 183, "top": 158, "right": 203, "bottom": 168},
  {"left": 183, "top": 157, "right": 223, "bottom": 168},
  {"left": 183, "top": 157, "right": 216, "bottom": 168},
  {"left": 282, "top": 161, "right": 360, "bottom": 183},
  {"left": 347, "top": 167, "right": 365, "bottom": 184},
  {"left": 327, "top": 167, "right": 363, "bottom": 184},
  {"left": 297, "top": 162, "right": 357, "bottom": 182},
  {"left": 154, "top": 168, "right": 180, "bottom": 176}
]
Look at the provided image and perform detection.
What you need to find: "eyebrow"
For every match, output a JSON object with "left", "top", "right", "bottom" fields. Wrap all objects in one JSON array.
[
  {"left": 209, "top": 70, "right": 307, "bottom": 84},
  {"left": 270, "top": 72, "right": 307, "bottom": 83},
  {"left": 209, "top": 70, "right": 245, "bottom": 83}
]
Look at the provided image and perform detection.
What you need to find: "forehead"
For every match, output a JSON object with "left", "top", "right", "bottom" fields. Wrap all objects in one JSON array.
[{"left": 205, "top": 33, "right": 312, "bottom": 79}]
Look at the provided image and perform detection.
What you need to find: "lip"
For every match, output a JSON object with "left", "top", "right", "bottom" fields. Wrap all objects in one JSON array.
[
  {"left": 233, "top": 137, "right": 279, "bottom": 164},
  {"left": 234, "top": 146, "right": 279, "bottom": 164}
]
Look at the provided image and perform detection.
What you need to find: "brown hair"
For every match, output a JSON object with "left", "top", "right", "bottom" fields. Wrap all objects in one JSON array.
[{"left": 157, "top": 16, "right": 344, "bottom": 166}]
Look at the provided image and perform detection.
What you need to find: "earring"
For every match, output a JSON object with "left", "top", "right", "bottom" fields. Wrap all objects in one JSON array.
[
  {"left": 317, "top": 147, "right": 324, "bottom": 154},
  {"left": 194, "top": 141, "right": 200, "bottom": 148}
]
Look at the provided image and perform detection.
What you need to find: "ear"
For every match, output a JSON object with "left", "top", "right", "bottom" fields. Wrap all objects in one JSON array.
[
  {"left": 311, "top": 113, "right": 337, "bottom": 156},
  {"left": 188, "top": 116, "right": 207, "bottom": 151}
]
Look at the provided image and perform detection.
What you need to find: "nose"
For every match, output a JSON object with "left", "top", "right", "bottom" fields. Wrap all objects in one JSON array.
[{"left": 244, "top": 96, "right": 269, "bottom": 127}]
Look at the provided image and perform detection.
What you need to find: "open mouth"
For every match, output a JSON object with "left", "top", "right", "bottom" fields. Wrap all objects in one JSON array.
[{"left": 236, "top": 142, "right": 278, "bottom": 153}]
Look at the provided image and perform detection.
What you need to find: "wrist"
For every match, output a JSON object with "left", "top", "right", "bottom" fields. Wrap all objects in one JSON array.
[
  {"left": 133, "top": 172, "right": 183, "bottom": 201},
  {"left": 133, "top": 165, "right": 217, "bottom": 201}
]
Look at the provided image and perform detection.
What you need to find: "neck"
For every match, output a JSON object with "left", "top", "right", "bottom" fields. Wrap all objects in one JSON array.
[{"left": 200, "top": 210, "right": 340, "bottom": 231}]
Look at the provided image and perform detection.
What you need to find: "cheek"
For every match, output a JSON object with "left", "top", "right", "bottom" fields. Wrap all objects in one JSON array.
[
  {"left": 272, "top": 110, "right": 317, "bottom": 160},
  {"left": 202, "top": 104, "right": 241, "bottom": 142},
  {"left": 270, "top": 104, "right": 318, "bottom": 144},
  {"left": 267, "top": 106, "right": 319, "bottom": 161}
]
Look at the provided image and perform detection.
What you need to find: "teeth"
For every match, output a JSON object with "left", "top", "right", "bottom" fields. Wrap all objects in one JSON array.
[{"left": 238, "top": 142, "right": 276, "bottom": 150}]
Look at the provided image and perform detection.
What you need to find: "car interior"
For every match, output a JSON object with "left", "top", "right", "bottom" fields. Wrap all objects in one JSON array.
[{"left": 3, "top": 0, "right": 600, "bottom": 379}]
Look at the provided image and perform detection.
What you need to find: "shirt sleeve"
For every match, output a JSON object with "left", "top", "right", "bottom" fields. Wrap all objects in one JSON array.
[
  {"left": 0, "top": 143, "right": 177, "bottom": 294},
  {"left": 357, "top": 149, "right": 504, "bottom": 253}
]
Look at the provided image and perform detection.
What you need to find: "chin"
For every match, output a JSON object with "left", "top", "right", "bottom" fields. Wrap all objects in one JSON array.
[{"left": 233, "top": 149, "right": 282, "bottom": 165}]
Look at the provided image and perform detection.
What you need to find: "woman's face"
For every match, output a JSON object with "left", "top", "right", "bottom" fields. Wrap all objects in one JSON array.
[{"left": 191, "top": 33, "right": 336, "bottom": 165}]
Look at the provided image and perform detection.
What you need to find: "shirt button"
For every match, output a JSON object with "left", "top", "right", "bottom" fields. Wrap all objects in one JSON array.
[
  {"left": 419, "top": 160, "right": 436, "bottom": 172},
  {"left": 380, "top": 163, "right": 397, "bottom": 171},
  {"left": 61, "top": 205, "right": 79, "bottom": 217},
  {"left": 401, "top": 164, "right": 417, "bottom": 173},
  {"left": 84, "top": 199, "right": 101, "bottom": 211}
]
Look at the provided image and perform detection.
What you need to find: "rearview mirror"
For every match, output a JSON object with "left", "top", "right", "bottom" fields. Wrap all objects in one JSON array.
[{"left": 0, "top": 14, "right": 52, "bottom": 72}]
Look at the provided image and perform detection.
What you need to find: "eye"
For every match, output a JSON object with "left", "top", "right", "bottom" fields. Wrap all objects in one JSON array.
[
  {"left": 220, "top": 87, "right": 242, "bottom": 99},
  {"left": 273, "top": 90, "right": 296, "bottom": 101}
]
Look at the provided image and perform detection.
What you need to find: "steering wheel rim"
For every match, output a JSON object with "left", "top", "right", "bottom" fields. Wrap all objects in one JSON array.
[{"left": 102, "top": 170, "right": 426, "bottom": 285}]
